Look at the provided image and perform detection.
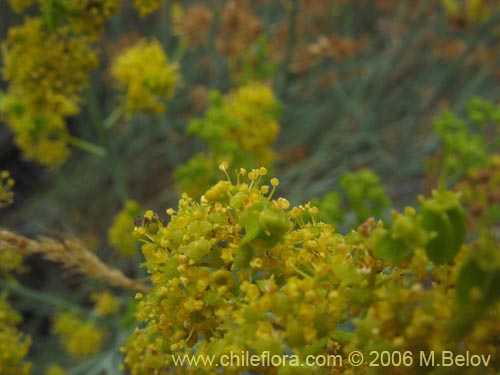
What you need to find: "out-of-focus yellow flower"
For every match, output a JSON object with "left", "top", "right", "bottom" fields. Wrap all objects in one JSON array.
[
  {"left": 7, "top": 0, "right": 119, "bottom": 39},
  {"left": 175, "top": 82, "right": 280, "bottom": 197},
  {"left": 3, "top": 18, "right": 97, "bottom": 111},
  {"left": 442, "top": 0, "right": 491, "bottom": 26},
  {"left": 221, "top": 82, "right": 280, "bottom": 166},
  {"left": 52, "top": 312, "right": 103, "bottom": 358},
  {"left": 0, "top": 297, "right": 32, "bottom": 375},
  {"left": 0, "top": 246, "right": 24, "bottom": 273},
  {"left": 67, "top": 0, "right": 120, "bottom": 40},
  {"left": 1, "top": 18, "right": 97, "bottom": 167},
  {"left": 132, "top": 0, "right": 160, "bottom": 17},
  {"left": 44, "top": 364, "right": 67, "bottom": 375},
  {"left": 7, "top": 0, "right": 34, "bottom": 12},
  {"left": 0, "top": 170, "right": 15, "bottom": 208},
  {"left": 108, "top": 200, "right": 143, "bottom": 257},
  {"left": 91, "top": 290, "right": 119, "bottom": 316},
  {"left": 111, "top": 38, "right": 180, "bottom": 116},
  {"left": 1, "top": 95, "right": 71, "bottom": 168}
]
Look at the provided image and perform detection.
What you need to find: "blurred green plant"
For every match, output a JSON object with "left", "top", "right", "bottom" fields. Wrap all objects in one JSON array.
[
  {"left": 430, "top": 96, "right": 500, "bottom": 181},
  {"left": 174, "top": 82, "right": 281, "bottom": 198},
  {"left": 0, "top": 295, "right": 32, "bottom": 375},
  {"left": 108, "top": 200, "right": 143, "bottom": 258},
  {"left": 313, "top": 168, "right": 391, "bottom": 230}
]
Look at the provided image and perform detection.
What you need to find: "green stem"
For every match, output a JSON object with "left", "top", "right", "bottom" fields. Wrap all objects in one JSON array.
[
  {"left": 159, "top": 0, "right": 172, "bottom": 48},
  {"left": 67, "top": 135, "right": 107, "bottom": 157},
  {"left": 84, "top": 87, "right": 128, "bottom": 202},
  {"left": 331, "top": 330, "right": 355, "bottom": 344},
  {"left": 103, "top": 105, "right": 125, "bottom": 129},
  {"left": 0, "top": 278, "right": 87, "bottom": 315},
  {"left": 172, "top": 42, "right": 187, "bottom": 63}
]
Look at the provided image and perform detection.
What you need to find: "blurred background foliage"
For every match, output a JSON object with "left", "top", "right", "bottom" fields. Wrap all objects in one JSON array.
[
  {"left": 1, "top": 0, "right": 500, "bottom": 373},
  {"left": 3, "top": 0, "right": 500, "bottom": 237}
]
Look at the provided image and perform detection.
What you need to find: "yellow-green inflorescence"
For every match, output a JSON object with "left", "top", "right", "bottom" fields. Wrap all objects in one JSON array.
[
  {"left": 2, "top": 0, "right": 121, "bottom": 167},
  {"left": 1, "top": 18, "right": 98, "bottom": 167},
  {"left": 123, "top": 166, "right": 500, "bottom": 374},
  {"left": 91, "top": 290, "right": 119, "bottom": 317},
  {"left": 174, "top": 82, "right": 281, "bottom": 198},
  {"left": 111, "top": 38, "right": 180, "bottom": 116},
  {"left": 44, "top": 364, "right": 67, "bottom": 375},
  {"left": 132, "top": 0, "right": 161, "bottom": 17},
  {"left": 0, "top": 296, "right": 32, "bottom": 375},
  {"left": 108, "top": 200, "right": 144, "bottom": 257},
  {"left": 52, "top": 312, "right": 104, "bottom": 359},
  {"left": 0, "top": 170, "right": 15, "bottom": 208}
]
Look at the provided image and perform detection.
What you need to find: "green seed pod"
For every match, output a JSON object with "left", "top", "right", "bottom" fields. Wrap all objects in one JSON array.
[
  {"left": 259, "top": 209, "right": 289, "bottom": 236},
  {"left": 421, "top": 205, "right": 466, "bottom": 265},
  {"left": 230, "top": 191, "right": 249, "bottom": 210},
  {"left": 371, "top": 228, "right": 413, "bottom": 264},
  {"left": 185, "top": 239, "right": 212, "bottom": 262},
  {"left": 421, "top": 208, "right": 455, "bottom": 265},
  {"left": 286, "top": 319, "right": 305, "bottom": 348}
]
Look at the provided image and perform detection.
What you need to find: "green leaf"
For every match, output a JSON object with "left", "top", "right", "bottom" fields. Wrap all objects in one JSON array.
[
  {"left": 286, "top": 319, "right": 305, "bottom": 347},
  {"left": 446, "top": 206, "right": 467, "bottom": 253},
  {"left": 301, "top": 337, "right": 328, "bottom": 357},
  {"left": 421, "top": 208, "right": 456, "bottom": 265},
  {"left": 240, "top": 202, "right": 267, "bottom": 245},
  {"left": 457, "top": 260, "right": 500, "bottom": 307},
  {"left": 234, "top": 243, "right": 254, "bottom": 269},
  {"left": 185, "top": 239, "right": 211, "bottom": 262},
  {"left": 373, "top": 230, "right": 413, "bottom": 264}
]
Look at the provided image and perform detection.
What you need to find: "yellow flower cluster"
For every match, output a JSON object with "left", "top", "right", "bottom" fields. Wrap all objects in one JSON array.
[
  {"left": 3, "top": 0, "right": 120, "bottom": 167},
  {"left": 52, "top": 312, "right": 103, "bottom": 358},
  {"left": 348, "top": 241, "right": 499, "bottom": 375},
  {"left": 65, "top": 0, "right": 120, "bottom": 41},
  {"left": 442, "top": 0, "right": 491, "bottom": 27},
  {"left": 1, "top": 18, "right": 97, "bottom": 167},
  {"left": 7, "top": 0, "right": 34, "bottom": 13},
  {"left": 0, "top": 297, "right": 32, "bottom": 375},
  {"left": 44, "top": 364, "right": 67, "bottom": 375},
  {"left": 108, "top": 200, "right": 143, "bottom": 257},
  {"left": 219, "top": 83, "right": 280, "bottom": 166},
  {"left": 111, "top": 38, "right": 180, "bottom": 116},
  {"left": 7, "top": 0, "right": 119, "bottom": 39},
  {"left": 175, "top": 83, "right": 280, "bottom": 197},
  {"left": 0, "top": 248, "right": 24, "bottom": 274},
  {"left": 122, "top": 167, "right": 499, "bottom": 374},
  {"left": 0, "top": 170, "right": 15, "bottom": 208},
  {"left": 123, "top": 167, "right": 373, "bottom": 373},
  {"left": 132, "top": 0, "right": 161, "bottom": 17},
  {"left": 91, "top": 290, "right": 119, "bottom": 316}
]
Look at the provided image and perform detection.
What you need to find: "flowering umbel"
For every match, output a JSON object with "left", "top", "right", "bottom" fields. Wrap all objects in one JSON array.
[
  {"left": 0, "top": 170, "right": 15, "bottom": 208},
  {"left": 111, "top": 38, "right": 180, "bottom": 116},
  {"left": 174, "top": 83, "right": 281, "bottom": 197},
  {"left": 123, "top": 167, "right": 499, "bottom": 374},
  {"left": 52, "top": 312, "right": 103, "bottom": 358},
  {"left": 0, "top": 297, "right": 32, "bottom": 375},
  {"left": 1, "top": 18, "right": 97, "bottom": 167}
]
